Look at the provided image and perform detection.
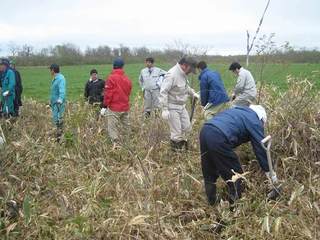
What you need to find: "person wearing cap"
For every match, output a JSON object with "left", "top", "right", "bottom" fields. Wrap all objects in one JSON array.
[
  {"left": 197, "top": 61, "right": 229, "bottom": 120},
  {"left": 49, "top": 64, "right": 66, "bottom": 142},
  {"left": 139, "top": 57, "right": 167, "bottom": 118},
  {"left": 159, "top": 56, "right": 199, "bottom": 151},
  {"left": 10, "top": 60, "right": 23, "bottom": 116},
  {"left": 84, "top": 69, "right": 105, "bottom": 106},
  {"left": 199, "top": 104, "right": 276, "bottom": 205},
  {"left": 0, "top": 58, "right": 16, "bottom": 117},
  {"left": 229, "top": 62, "right": 257, "bottom": 106},
  {"left": 103, "top": 58, "right": 132, "bottom": 143}
]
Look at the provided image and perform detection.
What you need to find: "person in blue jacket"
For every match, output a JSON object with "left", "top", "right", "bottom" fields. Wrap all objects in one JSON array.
[
  {"left": 0, "top": 59, "right": 16, "bottom": 117},
  {"left": 199, "top": 105, "right": 276, "bottom": 205},
  {"left": 197, "top": 61, "right": 229, "bottom": 120},
  {"left": 49, "top": 64, "right": 66, "bottom": 142}
]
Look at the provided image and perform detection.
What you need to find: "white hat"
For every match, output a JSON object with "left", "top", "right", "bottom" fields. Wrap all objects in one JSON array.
[{"left": 249, "top": 105, "right": 267, "bottom": 124}]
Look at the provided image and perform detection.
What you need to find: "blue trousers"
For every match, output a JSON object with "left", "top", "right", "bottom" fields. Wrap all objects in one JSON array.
[
  {"left": 200, "top": 124, "right": 243, "bottom": 202},
  {"left": 51, "top": 103, "right": 65, "bottom": 125}
]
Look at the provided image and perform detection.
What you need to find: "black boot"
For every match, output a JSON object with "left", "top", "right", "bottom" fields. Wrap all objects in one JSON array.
[
  {"left": 56, "top": 121, "right": 64, "bottom": 143},
  {"left": 170, "top": 140, "right": 183, "bottom": 151},
  {"left": 205, "top": 182, "right": 217, "bottom": 205},
  {"left": 144, "top": 111, "right": 151, "bottom": 119},
  {"left": 181, "top": 140, "right": 188, "bottom": 151}
]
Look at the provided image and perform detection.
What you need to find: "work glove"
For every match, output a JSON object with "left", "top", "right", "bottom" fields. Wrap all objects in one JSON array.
[
  {"left": 56, "top": 99, "right": 63, "bottom": 104},
  {"left": 203, "top": 103, "right": 213, "bottom": 111},
  {"left": 265, "top": 171, "right": 278, "bottom": 184},
  {"left": 161, "top": 109, "right": 170, "bottom": 120},
  {"left": 100, "top": 108, "right": 107, "bottom": 117},
  {"left": 2, "top": 91, "right": 9, "bottom": 97},
  {"left": 193, "top": 93, "right": 200, "bottom": 99}
]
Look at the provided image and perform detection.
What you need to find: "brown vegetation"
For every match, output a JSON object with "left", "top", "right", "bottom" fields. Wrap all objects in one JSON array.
[{"left": 0, "top": 78, "right": 319, "bottom": 239}]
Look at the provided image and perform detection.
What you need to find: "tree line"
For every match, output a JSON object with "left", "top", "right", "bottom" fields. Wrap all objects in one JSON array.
[{"left": 1, "top": 42, "right": 320, "bottom": 66}]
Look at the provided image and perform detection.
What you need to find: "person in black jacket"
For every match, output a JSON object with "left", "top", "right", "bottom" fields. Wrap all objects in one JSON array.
[
  {"left": 84, "top": 69, "right": 105, "bottom": 106},
  {"left": 10, "top": 60, "right": 23, "bottom": 116}
]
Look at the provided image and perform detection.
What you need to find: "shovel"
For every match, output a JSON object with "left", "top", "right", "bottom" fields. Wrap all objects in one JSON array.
[{"left": 261, "top": 135, "right": 282, "bottom": 200}]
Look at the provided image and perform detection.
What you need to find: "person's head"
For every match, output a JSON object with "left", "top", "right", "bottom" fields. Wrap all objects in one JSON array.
[
  {"left": 197, "top": 61, "right": 207, "bottom": 71},
  {"left": 9, "top": 59, "right": 16, "bottom": 69},
  {"left": 229, "top": 62, "right": 242, "bottom": 76},
  {"left": 90, "top": 69, "right": 98, "bottom": 80},
  {"left": 49, "top": 63, "right": 60, "bottom": 76},
  {"left": 0, "top": 58, "right": 10, "bottom": 72},
  {"left": 145, "top": 57, "right": 154, "bottom": 68},
  {"left": 178, "top": 56, "right": 197, "bottom": 75},
  {"left": 249, "top": 105, "right": 267, "bottom": 126},
  {"left": 113, "top": 58, "right": 124, "bottom": 69}
]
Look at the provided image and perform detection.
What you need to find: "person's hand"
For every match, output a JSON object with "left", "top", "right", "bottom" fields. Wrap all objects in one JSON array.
[
  {"left": 2, "top": 91, "right": 9, "bottom": 97},
  {"left": 265, "top": 171, "right": 278, "bottom": 184},
  {"left": 193, "top": 92, "right": 200, "bottom": 99},
  {"left": 161, "top": 109, "right": 170, "bottom": 120},
  {"left": 56, "top": 99, "right": 63, "bottom": 104},
  {"left": 100, "top": 108, "right": 107, "bottom": 117}
]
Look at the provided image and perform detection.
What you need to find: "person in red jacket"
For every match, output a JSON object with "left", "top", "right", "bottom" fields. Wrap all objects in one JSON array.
[{"left": 102, "top": 58, "right": 132, "bottom": 142}]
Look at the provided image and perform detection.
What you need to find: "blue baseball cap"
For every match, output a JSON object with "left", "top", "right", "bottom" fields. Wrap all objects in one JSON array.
[{"left": 113, "top": 58, "right": 124, "bottom": 69}]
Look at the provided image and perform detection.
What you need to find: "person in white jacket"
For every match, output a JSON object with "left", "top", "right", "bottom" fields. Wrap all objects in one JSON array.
[
  {"left": 139, "top": 57, "right": 167, "bottom": 117},
  {"left": 159, "top": 57, "right": 199, "bottom": 151},
  {"left": 229, "top": 62, "right": 257, "bottom": 106}
]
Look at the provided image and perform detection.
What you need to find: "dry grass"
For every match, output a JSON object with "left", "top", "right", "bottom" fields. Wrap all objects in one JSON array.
[{"left": 0, "top": 77, "right": 319, "bottom": 239}]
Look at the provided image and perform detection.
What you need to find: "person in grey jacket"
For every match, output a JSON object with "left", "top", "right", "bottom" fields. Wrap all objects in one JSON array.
[
  {"left": 229, "top": 62, "right": 257, "bottom": 106},
  {"left": 139, "top": 57, "right": 167, "bottom": 117},
  {"left": 159, "top": 56, "right": 199, "bottom": 151}
]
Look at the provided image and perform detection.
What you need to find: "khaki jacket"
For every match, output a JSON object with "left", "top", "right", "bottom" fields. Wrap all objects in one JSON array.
[{"left": 159, "top": 63, "right": 195, "bottom": 110}]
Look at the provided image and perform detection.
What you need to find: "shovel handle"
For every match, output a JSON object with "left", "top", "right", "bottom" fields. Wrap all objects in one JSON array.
[{"left": 261, "top": 135, "right": 271, "bottom": 144}]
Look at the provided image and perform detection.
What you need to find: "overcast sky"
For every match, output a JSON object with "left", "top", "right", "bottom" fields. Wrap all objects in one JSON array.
[{"left": 0, "top": 0, "right": 319, "bottom": 55}]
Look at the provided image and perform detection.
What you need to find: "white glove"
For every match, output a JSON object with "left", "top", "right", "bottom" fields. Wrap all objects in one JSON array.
[
  {"left": 161, "top": 110, "right": 170, "bottom": 120},
  {"left": 204, "top": 103, "right": 213, "bottom": 111},
  {"left": 100, "top": 108, "right": 107, "bottom": 117},
  {"left": 265, "top": 171, "right": 278, "bottom": 184},
  {"left": 193, "top": 93, "right": 200, "bottom": 99},
  {"left": 2, "top": 91, "right": 9, "bottom": 97},
  {"left": 56, "top": 99, "right": 63, "bottom": 104}
]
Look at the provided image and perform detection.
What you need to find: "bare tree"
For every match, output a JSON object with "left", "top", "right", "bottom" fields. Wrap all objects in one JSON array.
[
  {"left": 18, "top": 44, "right": 34, "bottom": 57},
  {"left": 255, "top": 33, "right": 276, "bottom": 103},
  {"left": 165, "top": 40, "right": 210, "bottom": 63},
  {"left": 246, "top": 0, "right": 271, "bottom": 67},
  {"left": 7, "top": 41, "right": 20, "bottom": 57}
]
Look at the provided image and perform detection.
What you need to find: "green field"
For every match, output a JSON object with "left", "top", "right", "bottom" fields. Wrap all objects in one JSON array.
[{"left": 19, "top": 63, "right": 320, "bottom": 102}]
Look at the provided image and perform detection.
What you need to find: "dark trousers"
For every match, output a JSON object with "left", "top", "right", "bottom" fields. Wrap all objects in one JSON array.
[{"left": 200, "top": 124, "right": 243, "bottom": 202}]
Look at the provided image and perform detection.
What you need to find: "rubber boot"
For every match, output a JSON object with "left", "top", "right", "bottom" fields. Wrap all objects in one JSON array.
[
  {"left": 144, "top": 111, "right": 151, "bottom": 119},
  {"left": 170, "top": 140, "right": 183, "bottom": 152},
  {"left": 56, "top": 121, "right": 64, "bottom": 143},
  {"left": 204, "top": 182, "right": 217, "bottom": 205},
  {"left": 181, "top": 140, "right": 188, "bottom": 151}
]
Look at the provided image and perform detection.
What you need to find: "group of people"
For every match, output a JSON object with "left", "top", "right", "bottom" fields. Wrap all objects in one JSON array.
[
  {"left": 80, "top": 56, "right": 278, "bottom": 205},
  {"left": 1, "top": 56, "right": 279, "bottom": 206},
  {"left": 0, "top": 59, "right": 23, "bottom": 118}
]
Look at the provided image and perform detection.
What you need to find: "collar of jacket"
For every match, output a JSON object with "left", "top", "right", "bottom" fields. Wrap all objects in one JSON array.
[
  {"left": 199, "top": 68, "right": 209, "bottom": 79},
  {"left": 176, "top": 63, "right": 187, "bottom": 77},
  {"left": 111, "top": 69, "right": 124, "bottom": 75},
  {"left": 52, "top": 73, "right": 61, "bottom": 82}
]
